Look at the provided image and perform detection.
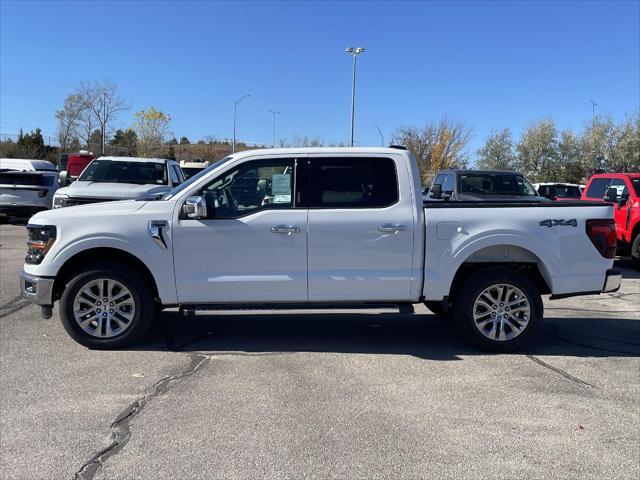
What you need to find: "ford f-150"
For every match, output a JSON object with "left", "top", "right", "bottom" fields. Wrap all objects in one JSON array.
[{"left": 20, "top": 148, "right": 621, "bottom": 352}]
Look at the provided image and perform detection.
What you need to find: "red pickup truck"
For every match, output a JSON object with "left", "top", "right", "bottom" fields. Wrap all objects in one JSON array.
[{"left": 581, "top": 173, "right": 640, "bottom": 267}]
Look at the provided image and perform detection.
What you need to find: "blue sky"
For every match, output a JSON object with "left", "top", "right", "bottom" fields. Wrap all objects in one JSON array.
[{"left": 1, "top": 0, "right": 638, "bottom": 156}]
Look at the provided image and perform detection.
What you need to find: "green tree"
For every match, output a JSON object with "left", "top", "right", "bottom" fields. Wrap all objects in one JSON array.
[
  {"left": 110, "top": 128, "right": 138, "bottom": 156},
  {"left": 132, "top": 107, "right": 172, "bottom": 157},
  {"left": 180, "top": 136, "right": 190, "bottom": 144},
  {"left": 580, "top": 116, "right": 616, "bottom": 175},
  {"left": 516, "top": 119, "right": 560, "bottom": 182},
  {"left": 557, "top": 130, "right": 584, "bottom": 183},
  {"left": 88, "top": 129, "right": 103, "bottom": 152},
  {"left": 476, "top": 128, "right": 517, "bottom": 170},
  {"left": 610, "top": 113, "right": 640, "bottom": 172},
  {"left": 16, "top": 128, "right": 46, "bottom": 159}
]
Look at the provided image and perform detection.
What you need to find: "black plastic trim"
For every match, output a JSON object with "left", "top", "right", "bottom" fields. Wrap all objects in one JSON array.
[
  {"left": 549, "top": 290, "right": 601, "bottom": 300},
  {"left": 423, "top": 200, "right": 608, "bottom": 208}
]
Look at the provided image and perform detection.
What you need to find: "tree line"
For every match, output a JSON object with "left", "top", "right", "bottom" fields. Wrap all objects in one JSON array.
[
  {"left": 2, "top": 78, "right": 638, "bottom": 182},
  {"left": 392, "top": 114, "right": 639, "bottom": 185}
]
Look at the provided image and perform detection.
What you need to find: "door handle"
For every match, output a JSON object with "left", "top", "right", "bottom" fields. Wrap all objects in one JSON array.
[
  {"left": 271, "top": 225, "right": 300, "bottom": 235},
  {"left": 377, "top": 224, "right": 408, "bottom": 233}
]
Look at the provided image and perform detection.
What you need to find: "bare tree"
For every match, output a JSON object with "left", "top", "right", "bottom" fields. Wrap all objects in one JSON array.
[
  {"left": 55, "top": 93, "right": 84, "bottom": 151},
  {"left": 77, "top": 80, "right": 129, "bottom": 154},
  {"left": 391, "top": 116, "right": 472, "bottom": 184}
]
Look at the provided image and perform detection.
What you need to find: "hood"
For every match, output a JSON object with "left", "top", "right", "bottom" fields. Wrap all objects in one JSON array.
[
  {"left": 57, "top": 181, "right": 170, "bottom": 199},
  {"left": 30, "top": 199, "right": 146, "bottom": 224},
  {"left": 456, "top": 193, "right": 550, "bottom": 202}
]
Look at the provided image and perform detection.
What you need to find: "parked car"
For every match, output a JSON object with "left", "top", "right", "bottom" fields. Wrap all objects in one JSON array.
[
  {"left": 533, "top": 182, "right": 582, "bottom": 201},
  {"left": 0, "top": 158, "right": 59, "bottom": 218},
  {"left": 20, "top": 147, "right": 620, "bottom": 352},
  {"left": 58, "top": 151, "right": 97, "bottom": 186},
  {"left": 52, "top": 156, "right": 185, "bottom": 208},
  {"left": 179, "top": 160, "right": 211, "bottom": 179},
  {"left": 426, "top": 169, "right": 547, "bottom": 202},
  {"left": 581, "top": 173, "right": 640, "bottom": 267}
]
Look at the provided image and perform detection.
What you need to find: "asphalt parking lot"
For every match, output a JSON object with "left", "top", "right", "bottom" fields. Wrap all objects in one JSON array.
[{"left": 0, "top": 223, "right": 638, "bottom": 480}]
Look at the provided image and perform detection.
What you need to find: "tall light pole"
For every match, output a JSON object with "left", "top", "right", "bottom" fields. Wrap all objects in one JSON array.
[
  {"left": 233, "top": 94, "right": 251, "bottom": 153},
  {"left": 590, "top": 99, "right": 597, "bottom": 124},
  {"left": 269, "top": 109, "right": 280, "bottom": 148},
  {"left": 345, "top": 47, "right": 365, "bottom": 147},
  {"left": 375, "top": 125, "right": 384, "bottom": 147}
]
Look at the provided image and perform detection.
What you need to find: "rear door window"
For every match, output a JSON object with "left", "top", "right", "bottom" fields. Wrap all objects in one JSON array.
[
  {"left": 585, "top": 178, "right": 611, "bottom": 199},
  {"left": 308, "top": 157, "right": 398, "bottom": 208}
]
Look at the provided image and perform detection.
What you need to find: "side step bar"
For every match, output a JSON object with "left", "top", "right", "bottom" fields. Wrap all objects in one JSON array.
[{"left": 179, "top": 302, "right": 415, "bottom": 316}]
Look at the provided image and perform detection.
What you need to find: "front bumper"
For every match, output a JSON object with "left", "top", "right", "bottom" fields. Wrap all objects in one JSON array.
[
  {"left": 602, "top": 269, "right": 622, "bottom": 293},
  {"left": 20, "top": 271, "right": 55, "bottom": 306}
]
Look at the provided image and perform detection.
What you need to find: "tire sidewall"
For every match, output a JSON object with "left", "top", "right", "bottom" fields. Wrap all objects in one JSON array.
[
  {"left": 59, "top": 264, "right": 153, "bottom": 349},
  {"left": 454, "top": 267, "right": 543, "bottom": 352}
]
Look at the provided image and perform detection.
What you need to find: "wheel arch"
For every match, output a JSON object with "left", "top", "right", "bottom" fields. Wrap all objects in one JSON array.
[
  {"left": 52, "top": 247, "right": 160, "bottom": 304},
  {"left": 448, "top": 244, "right": 552, "bottom": 301}
]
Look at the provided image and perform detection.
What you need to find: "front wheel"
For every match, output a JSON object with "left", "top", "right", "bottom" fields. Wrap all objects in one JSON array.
[
  {"left": 453, "top": 267, "right": 543, "bottom": 352},
  {"left": 59, "top": 263, "right": 154, "bottom": 349},
  {"left": 631, "top": 232, "right": 640, "bottom": 270}
]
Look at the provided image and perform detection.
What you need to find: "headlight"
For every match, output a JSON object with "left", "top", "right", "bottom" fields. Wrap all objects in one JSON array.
[
  {"left": 25, "top": 225, "right": 57, "bottom": 265},
  {"left": 53, "top": 195, "right": 68, "bottom": 209}
]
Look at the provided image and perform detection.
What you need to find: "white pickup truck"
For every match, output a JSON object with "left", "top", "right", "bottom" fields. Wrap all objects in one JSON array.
[
  {"left": 52, "top": 156, "right": 185, "bottom": 208},
  {"left": 20, "top": 147, "right": 621, "bottom": 352}
]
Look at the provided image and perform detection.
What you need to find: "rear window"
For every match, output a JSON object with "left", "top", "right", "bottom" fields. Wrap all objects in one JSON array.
[
  {"left": 632, "top": 178, "right": 640, "bottom": 196},
  {"left": 309, "top": 157, "right": 398, "bottom": 208},
  {"left": 585, "top": 178, "right": 611, "bottom": 198},
  {"left": 0, "top": 172, "right": 48, "bottom": 186}
]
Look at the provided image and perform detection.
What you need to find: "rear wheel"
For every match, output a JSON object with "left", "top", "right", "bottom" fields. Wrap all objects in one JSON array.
[
  {"left": 453, "top": 267, "right": 543, "bottom": 352},
  {"left": 59, "top": 263, "right": 154, "bottom": 349}
]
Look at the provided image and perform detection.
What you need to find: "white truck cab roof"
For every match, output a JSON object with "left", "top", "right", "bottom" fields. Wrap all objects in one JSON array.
[
  {"left": 0, "top": 158, "right": 57, "bottom": 172},
  {"left": 94, "top": 156, "right": 173, "bottom": 164}
]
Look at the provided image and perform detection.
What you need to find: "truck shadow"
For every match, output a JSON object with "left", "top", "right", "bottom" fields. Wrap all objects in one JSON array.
[
  {"left": 136, "top": 311, "right": 640, "bottom": 360},
  {"left": 614, "top": 257, "right": 640, "bottom": 279}
]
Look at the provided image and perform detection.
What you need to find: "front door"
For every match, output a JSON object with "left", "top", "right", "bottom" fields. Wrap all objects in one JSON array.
[
  {"left": 306, "top": 154, "right": 417, "bottom": 302},
  {"left": 173, "top": 157, "right": 308, "bottom": 304}
]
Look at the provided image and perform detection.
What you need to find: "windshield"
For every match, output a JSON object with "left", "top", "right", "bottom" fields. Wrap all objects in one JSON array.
[
  {"left": 459, "top": 173, "right": 538, "bottom": 196},
  {"left": 79, "top": 160, "right": 167, "bottom": 185},
  {"left": 181, "top": 167, "right": 205, "bottom": 179},
  {"left": 162, "top": 156, "right": 234, "bottom": 200}
]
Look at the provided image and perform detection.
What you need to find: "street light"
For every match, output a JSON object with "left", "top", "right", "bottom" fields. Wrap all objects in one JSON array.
[
  {"left": 375, "top": 126, "right": 384, "bottom": 147},
  {"left": 590, "top": 99, "right": 597, "bottom": 124},
  {"left": 233, "top": 94, "right": 251, "bottom": 153},
  {"left": 269, "top": 109, "right": 281, "bottom": 148},
  {"left": 345, "top": 47, "right": 365, "bottom": 147}
]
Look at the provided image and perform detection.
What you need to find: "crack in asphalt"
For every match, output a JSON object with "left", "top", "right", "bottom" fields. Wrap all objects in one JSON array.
[
  {"left": 73, "top": 353, "right": 210, "bottom": 480},
  {"left": 0, "top": 295, "right": 31, "bottom": 318},
  {"left": 526, "top": 354, "right": 598, "bottom": 389}
]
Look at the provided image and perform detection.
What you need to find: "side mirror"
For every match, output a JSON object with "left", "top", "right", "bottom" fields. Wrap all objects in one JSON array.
[
  {"left": 182, "top": 196, "right": 208, "bottom": 219},
  {"left": 58, "top": 171, "right": 69, "bottom": 186},
  {"left": 429, "top": 184, "right": 442, "bottom": 199},
  {"left": 603, "top": 187, "right": 618, "bottom": 203},
  {"left": 442, "top": 190, "right": 452, "bottom": 201}
]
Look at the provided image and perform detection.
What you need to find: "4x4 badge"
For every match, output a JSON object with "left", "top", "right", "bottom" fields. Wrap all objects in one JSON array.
[{"left": 539, "top": 219, "right": 577, "bottom": 227}]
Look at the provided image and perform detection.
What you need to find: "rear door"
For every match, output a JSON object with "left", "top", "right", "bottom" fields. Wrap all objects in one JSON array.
[{"left": 306, "top": 154, "right": 416, "bottom": 302}]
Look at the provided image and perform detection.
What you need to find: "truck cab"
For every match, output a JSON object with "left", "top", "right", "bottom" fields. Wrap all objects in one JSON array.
[
  {"left": 426, "top": 169, "right": 547, "bottom": 202},
  {"left": 581, "top": 173, "right": 640, "bottom": 266}
]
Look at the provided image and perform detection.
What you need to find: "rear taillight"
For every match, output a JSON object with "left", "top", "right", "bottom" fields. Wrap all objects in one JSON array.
[{"left": 586, "top": 219, "right": 617, "bottom": 258}]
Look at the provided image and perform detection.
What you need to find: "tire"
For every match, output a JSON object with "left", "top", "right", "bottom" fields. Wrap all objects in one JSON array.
[
  {"left": 424, "top": 300, "right": 451, "bottom": 320},
  {"left": 631, "top": 232, "right": 640, "bottom": 270},
  {"left": 59, "top": 262, "right": 154, "bottom": 349},
  {"left": 453, "top": 267, "right": 543, "bottom": 353}
]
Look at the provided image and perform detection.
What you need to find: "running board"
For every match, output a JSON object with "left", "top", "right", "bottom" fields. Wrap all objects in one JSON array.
[{"left": 179, "top": 302, "right": 415, "bottom": 316}]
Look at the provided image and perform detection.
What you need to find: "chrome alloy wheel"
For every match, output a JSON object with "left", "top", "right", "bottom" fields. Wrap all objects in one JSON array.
[
  {"left": 472, "top": 283, "right": 530, "bottom": 341},
  {"left": 73, "top": 279, "right": 136, "bottom": 338}
]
